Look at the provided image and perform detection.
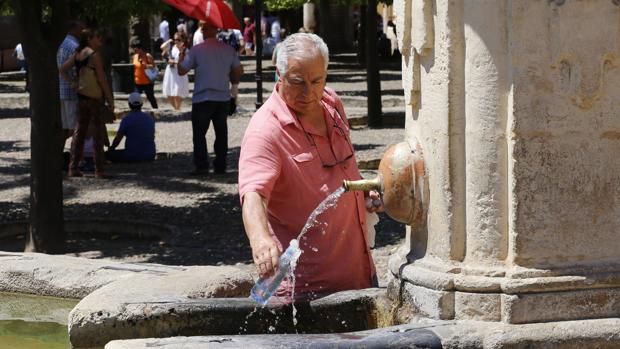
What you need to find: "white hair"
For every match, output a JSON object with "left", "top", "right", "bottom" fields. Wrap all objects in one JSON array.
[{"left": 276, "top": 33, "right": 329, "bottom": 76}]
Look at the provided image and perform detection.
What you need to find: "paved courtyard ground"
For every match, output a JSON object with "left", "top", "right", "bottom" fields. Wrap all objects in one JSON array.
[{"left": 0, "top": 53, "right": 407, "bottom": 286}]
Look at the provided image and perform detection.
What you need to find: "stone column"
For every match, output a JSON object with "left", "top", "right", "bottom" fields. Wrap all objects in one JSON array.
[
  {"left": 303, "top": 3, "right": 316, "bottom": 33},
  {"left": 390, "top": 0, "right": 620, "bottom": 324},
  {"left": 463, "top": 0, "right": 509, "bottom": 270}
]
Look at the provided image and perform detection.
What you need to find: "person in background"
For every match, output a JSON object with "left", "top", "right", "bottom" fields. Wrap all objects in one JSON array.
[
  {"left": 60, "top": 29, "right": 115, "bottom": 179},
  {"left": 193, "top": 20, "right": 205, "bottom": 46},
  {"left": 159, "top": 15, "right": 170, "bottom": 43},
  {"left": 242, "top": 17, "right": 255, "bottom": 56},
  {"left": 131, "top": 41, "right": 158, "bottom": 109},
  {"left": 270, "top": 17, "right": 281, "bottom": 44},
  {"left": 178, "top": 22, "right": 244, "bottom": 175},
  {"left": 13, "top": 43, "right": 26, "bottom": 71},
  {"left": 57, "top": 20, "right": 86, "bottom": 152},
  {"left": 238, "top": 33, "right": 382, "bottom": 303},
  {"left": 13, "top": 43, "right": 28, "bottom": 91},
  {"left": 162, "top": 32, "right": 189, "bottom": 110},
  {"left": 186, "top": 19, "right": 196, "bottom": 47},
  {"left": 271, "top": 28, "right": 288, "bottom": 82},
  {"left": 217, "top": 29, "right": 242, "bottom": 115},
  {"left": 106, "top": 92, "right": 156, "bottom": 163},
  {"left": 177, "top": 18, "right": 187, "bottom": 36}
]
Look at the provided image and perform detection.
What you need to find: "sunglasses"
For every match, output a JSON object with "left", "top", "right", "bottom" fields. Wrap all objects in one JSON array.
[{"left": 297, "top": 104, "right": 354, "bottom": 168}]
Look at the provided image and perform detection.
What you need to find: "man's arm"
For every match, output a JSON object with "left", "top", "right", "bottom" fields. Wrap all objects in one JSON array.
[
  {"left": 109, "top": 131, "right": 124, "bottom": 150},
  {"left": 230, "top": 64, "right": 244, "bottom": 85},
  {"left": 242, "top": 192, "right": 282, "bottom": 278}
]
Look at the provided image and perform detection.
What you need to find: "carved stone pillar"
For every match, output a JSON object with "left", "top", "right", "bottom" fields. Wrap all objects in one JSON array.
[{"left": 390, "top": 0, "right": 620, "bottom": 324}]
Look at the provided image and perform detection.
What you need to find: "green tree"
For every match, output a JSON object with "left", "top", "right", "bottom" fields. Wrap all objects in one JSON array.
[{"left": 5, "top": 0, "right": 164, "bottom": 253}]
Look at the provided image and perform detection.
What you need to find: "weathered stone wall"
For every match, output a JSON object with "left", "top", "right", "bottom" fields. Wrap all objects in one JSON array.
[
  {"left": 510, "top": 1, "right": 620, "bottom": 269},
  {"left": 392, "top": 0, "right": 620, "bottom": 324}
]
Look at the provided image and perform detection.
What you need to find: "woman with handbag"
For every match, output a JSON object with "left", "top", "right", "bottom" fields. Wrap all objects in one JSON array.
[
  {"left": 161, "top": 32, "right": 189, "bottom": 110},
  {"left": 60, "top": 29, "right": 115, "bottom": 179},
  {"left": 131, "top": 41, "right": 158, "bottom": 109}
]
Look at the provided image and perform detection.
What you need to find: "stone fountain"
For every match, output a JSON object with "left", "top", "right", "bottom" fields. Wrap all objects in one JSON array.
[
  {"left": 11, "top": 1, "right": 620, "bottom": 348},
  {"left": 389, "top": 0, "right": 620, "bottom": 327}
]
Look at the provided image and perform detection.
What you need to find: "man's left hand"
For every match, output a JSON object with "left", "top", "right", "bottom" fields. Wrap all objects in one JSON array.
[{"left": 365, "top": 190, "right": 383, "bottom": 213}]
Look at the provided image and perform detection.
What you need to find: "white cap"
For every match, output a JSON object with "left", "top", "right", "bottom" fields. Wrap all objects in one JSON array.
[{"left": 128, "top": 92, "right": 143, "bottom": 107}]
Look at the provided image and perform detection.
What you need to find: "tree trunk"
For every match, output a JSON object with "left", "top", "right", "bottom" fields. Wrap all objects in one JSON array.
[
  {"left": 12, "top": 0, "right": 66, "bottom": 253},
  {"left": 366, "top": 0, "right": 382, "bottom": 128},
  {"left": 317, "top": 0, "right": 330, "bottom": 42}
]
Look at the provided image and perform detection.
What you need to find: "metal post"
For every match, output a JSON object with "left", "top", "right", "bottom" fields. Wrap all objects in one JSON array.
[{"left": 254, "top": 0, "right": 263, "bottom": 109}]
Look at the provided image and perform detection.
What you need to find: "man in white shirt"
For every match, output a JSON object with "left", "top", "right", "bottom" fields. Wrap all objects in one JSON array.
[
  {"left": 159, "top": 17, "right": 170, "bottom": 42},
  {"left": 193, "top": 20, "right": 205, "bottom": 46},
  {"left": 270, "top": 19, "right": 281, "bottom": 43}
]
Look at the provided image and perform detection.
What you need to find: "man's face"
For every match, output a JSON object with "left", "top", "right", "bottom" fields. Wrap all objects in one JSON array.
[{"left": 278, "top": 53, "right": 327, "bottom": 115}]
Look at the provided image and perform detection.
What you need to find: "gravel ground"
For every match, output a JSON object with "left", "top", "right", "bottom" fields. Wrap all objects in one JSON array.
[{"left": 0, "top": 54, "right": 406, "bottom": 287}]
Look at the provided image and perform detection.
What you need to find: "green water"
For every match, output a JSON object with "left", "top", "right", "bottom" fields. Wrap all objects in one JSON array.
[
  {"left": 0, "top": 320, "right": 69, "bottom": 349},
  {"left": 0, "top": 292, "right": 78, "bottom": 349}
]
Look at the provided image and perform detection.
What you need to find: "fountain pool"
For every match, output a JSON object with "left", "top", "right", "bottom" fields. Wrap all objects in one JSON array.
[{"left": 0, "top": 292, "right": 78, "bottom": 349}]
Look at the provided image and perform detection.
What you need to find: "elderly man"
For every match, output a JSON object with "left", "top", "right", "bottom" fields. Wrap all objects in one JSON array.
[
  {"left": 178, "top": 22, "right": 243, "bottom": 175},
  {"left": 239, "top": 33, "right": 382, "bottom": 303}
]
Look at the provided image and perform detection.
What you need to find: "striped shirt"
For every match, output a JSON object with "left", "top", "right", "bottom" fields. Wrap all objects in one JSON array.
[{"left": 57, "top": 35, "right": 79, "bottom": 100}]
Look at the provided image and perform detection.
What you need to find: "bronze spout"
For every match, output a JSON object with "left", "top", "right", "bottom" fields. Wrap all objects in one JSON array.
[
  {"left": 342, "top": 176, "right": 383, "bottom": 192},
  {"left": 343, "top": 141, "right": 428, "bottom": 228}
]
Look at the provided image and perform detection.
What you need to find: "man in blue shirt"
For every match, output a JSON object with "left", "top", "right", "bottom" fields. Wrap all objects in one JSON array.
[
  {"left": 106, "top": 93, "right": 156, "bottom": 163},
  {"left": 57, "top": 20, "right": 86, "bottom": 148},
  {"left": 178, "top": 22, "right": 243, "bottom": 175}
]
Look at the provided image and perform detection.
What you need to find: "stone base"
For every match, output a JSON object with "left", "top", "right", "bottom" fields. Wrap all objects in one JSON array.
[
  {"left": 391, "top": 261, "right": 620, "bottom": 324},
  {"left": 104, "top": 318, "right": 620, "bottom": 349}
]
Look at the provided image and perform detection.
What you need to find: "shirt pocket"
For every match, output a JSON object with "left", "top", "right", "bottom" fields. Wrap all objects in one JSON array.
[
  {"left": 291, "top": 149, "right": 331, "bottom": 191},
  {"left": 292, "top": 150, "right": 315, "bottom": 164}
]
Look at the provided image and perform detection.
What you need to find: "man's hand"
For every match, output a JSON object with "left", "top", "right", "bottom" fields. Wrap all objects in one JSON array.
[
  {"left": 365, "top": 190, "right": 384, "bottom": 213},
  {"left": 250, "top": 234, "right": 282, "bottom": 278},
  {"left": 242, "top": 192, "right": 282, "bottom": 278}
]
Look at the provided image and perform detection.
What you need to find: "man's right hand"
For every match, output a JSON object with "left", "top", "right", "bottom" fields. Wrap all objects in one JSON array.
[{"left": 250, "top": 234, "right": 282, "bottom": 278}]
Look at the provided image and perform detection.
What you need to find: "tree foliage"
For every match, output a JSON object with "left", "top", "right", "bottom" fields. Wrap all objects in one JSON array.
[
  {"left": 243, "top": 0, "right": 392, "bottom": 11},
  {"left": 67, "top": 0, "right": 165, "bottom": 25}
]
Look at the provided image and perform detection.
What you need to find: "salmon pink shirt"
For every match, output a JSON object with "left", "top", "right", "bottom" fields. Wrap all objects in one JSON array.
[{"left": 239, "top": 86, "right": 375, "bottom": 301}]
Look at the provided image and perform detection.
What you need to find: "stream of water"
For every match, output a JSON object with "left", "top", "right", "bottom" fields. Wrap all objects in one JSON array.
[{"left": 289, "top": 186, "right": 346, "bottom": 326}]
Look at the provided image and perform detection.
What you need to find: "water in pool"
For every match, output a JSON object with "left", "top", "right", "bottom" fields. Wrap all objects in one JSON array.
[{"left": 0, "top": 292, "right": 78, "bottom": 349}]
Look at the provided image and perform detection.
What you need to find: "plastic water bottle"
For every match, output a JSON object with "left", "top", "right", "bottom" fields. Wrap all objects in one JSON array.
[{"left": 250, "top": 239, "right": 302, "bottom": 307}]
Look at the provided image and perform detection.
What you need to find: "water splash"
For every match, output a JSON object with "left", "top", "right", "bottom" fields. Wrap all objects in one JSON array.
[
  {"left": 288, "top": 187, "right": 346, "bottom": 328},
  {"left": 296, "top": 187, "right": 345, "bottom": 241}
]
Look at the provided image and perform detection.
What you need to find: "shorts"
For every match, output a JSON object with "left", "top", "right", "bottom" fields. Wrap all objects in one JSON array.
[
  {"left": 245, "top": 42, "right": 253, "bottom": 50},
  {"left": 61, "top": 100, "right": 78, "bottom": 130}
]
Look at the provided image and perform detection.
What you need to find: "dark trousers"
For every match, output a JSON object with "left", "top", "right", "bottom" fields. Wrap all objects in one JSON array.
[
  {"left": 134, "top": 83, "right": 158, "bottom": 109},
  {"left": 191, "top": 100, "right": 229, "bottom": 172}
]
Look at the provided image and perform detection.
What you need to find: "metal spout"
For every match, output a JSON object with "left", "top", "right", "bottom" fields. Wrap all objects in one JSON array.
[{"left": 342, "top": 176, "right": 383, "bottom": 192}]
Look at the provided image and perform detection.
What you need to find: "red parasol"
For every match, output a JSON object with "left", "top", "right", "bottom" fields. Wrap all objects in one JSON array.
[{"left": 163, "top": 0, "right": 241, "bottom": 30}]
